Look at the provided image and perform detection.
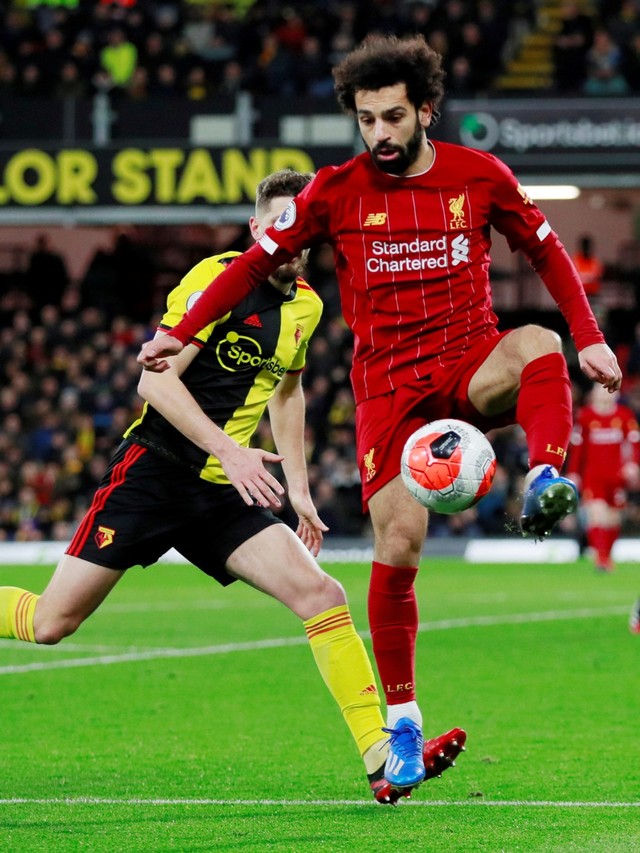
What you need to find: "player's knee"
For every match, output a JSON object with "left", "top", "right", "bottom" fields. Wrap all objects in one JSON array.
[
  {"left": 34, "top": 613, "right": 81, "bottom": 645},
  {"left": 377, "top": 518, "right": 424, "bottom": 563},
  {"left": 524, "top": 324, "right": 563, "bottom": 358},
  {"left": 309, "top": 574, "right": 346, "bottom": 615}
]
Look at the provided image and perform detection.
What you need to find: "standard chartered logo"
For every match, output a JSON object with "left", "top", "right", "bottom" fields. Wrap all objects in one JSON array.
[
  {"left": 365, "top": 234, "right": 472, "bottom": 273},
  {"left": 451, "top": 234, "right": 469, "bottom": 266},
  {"left": 459, "top": 112, "right": 500, "bottom": 151},
  {"left": 216, "top": 331, "right": 286, "bottom": 377}
]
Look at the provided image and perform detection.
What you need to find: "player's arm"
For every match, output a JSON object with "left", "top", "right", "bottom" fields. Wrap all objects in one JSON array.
[
  {"left": 490, "top": 161, "right": 621, "bottom": 391},
  {"left": 138, "top": 228, "right": 311, "bottom": 369},
  {"left": 137, "top": 338, "right": 285, "bottom": 509},
  {"left": 138, "top": 178, "right": 329, "bottom": 370},
  {"left": 268, "top": 371, "right": 328, "bottom": 556},
  {"left": 528, "top": 241, "right": 620, "bottom": 390}
]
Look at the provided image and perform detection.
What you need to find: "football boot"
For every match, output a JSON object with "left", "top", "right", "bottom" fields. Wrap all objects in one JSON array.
[{"left": 521, "top": 465, "right": 578, "bottom": 540}]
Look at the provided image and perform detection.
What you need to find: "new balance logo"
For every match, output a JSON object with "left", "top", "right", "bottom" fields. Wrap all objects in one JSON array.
[
  {"left": 243, "top": 314, "right": 262, "bottom": 328},
  {"left": 359, "top": 683, "right": 378, "bottom": 696},
  {"left": 363, "top": 213, "right": 387, "bottom": 226}
]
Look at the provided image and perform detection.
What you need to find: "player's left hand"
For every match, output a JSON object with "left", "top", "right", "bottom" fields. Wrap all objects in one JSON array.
[
  {"left": 578, "top": 343, "right": 622, "bottom": 392},
  {"left": 289, "top": 493, "right": 329, "bottom": 557},
  {"left": 137, "top": 334, "right": 185, "bottom": 372}
]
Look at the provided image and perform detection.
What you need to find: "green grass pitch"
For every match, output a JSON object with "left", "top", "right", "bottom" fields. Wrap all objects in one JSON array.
[{"left": 1, "top": 556, "right": 638, "bottom": 852}]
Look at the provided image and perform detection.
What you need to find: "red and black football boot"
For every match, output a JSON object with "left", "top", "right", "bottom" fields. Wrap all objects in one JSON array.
[
  {"left": 423, "top": 727, "right": 467, "bottom": 780},
  {"left": 369, "top": 727, "right": 467, "bottom": 804},
  {"left": 368, "top": 764, "right": 414, "bottom": 805}
]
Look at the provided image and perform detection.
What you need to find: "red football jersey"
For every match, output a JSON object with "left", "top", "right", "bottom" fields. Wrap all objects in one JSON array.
[
  {"left": 173, "top": 141, "right": 604, "bottom": 404},
  {"left": 568, "top": 403, "right": 640, "bottom": 487}
]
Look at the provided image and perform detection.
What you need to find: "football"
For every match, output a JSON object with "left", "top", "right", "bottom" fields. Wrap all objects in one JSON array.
[{"left": 401, "top": 419, "right": 497, "bottom": 514}]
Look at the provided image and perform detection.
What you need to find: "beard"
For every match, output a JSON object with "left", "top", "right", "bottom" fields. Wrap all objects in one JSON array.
[{"left": 366, "top": 121, "right": 425, "bottom": 175}]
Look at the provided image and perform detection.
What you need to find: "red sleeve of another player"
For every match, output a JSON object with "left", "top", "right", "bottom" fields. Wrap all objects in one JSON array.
[
  {"left": 167, "top": 241, "right": 288, "bottom": 344},
  {"left": 168, "top": 177, "right": 329, "bottom": 344}
]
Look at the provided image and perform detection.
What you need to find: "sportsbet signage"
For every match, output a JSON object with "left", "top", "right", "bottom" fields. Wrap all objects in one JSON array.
[
  {"left": 441, "top": 98, "right": 640, "bottom": 173},
  {"left": 0, "top": 146, "right": 341, "bottom": 211}
]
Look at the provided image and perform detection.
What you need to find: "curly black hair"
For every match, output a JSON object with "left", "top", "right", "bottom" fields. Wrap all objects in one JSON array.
[{"left": 333, "top": 34, "right": 445, "bottom": 120}]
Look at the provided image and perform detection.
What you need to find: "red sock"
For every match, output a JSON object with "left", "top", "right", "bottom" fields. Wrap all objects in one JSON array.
[
  {"left": 516, "top": 353, "right": 572, "bottom": 470},
  {"left": 604, "top": 526, "right": 620, "bottom": 560},
  {"left": 368, "top": 561, "right": 419, "bottom": 706},
  {"left": 587, "top": 526, "right": 608, "bottom": 563}
]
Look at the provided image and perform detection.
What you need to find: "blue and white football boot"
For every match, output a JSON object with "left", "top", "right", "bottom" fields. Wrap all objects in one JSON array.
[
  {"left": 383, "top": 717, "right": 426, "bottom": 789},
  {"left": 520, "top": 465, "right": 578, "bottom": 541}
]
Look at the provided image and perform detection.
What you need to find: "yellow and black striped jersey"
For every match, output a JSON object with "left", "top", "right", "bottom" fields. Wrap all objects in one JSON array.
[{"left": 126, "top": 251, "right": 323, "bottom": 483}]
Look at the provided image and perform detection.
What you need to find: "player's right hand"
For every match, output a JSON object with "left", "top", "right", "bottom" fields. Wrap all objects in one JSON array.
[
  {"left": 137, "top": 335, "right": 185, "bottom": 372},
  {"left": 221, "top": 445, "right": 286, "bottom": 509}
]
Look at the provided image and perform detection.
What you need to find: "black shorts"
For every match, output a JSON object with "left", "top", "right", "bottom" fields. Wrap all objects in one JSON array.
[{"left": 65, "top": 439, "right": 283, "bottom": 585}]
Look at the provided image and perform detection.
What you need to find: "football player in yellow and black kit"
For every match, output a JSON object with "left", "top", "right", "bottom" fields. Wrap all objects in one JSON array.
[{"left": 0, "top": 170, "right": 455, "bottom": 804}]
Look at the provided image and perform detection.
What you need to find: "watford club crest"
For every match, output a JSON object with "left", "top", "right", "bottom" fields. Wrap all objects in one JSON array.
[{"left": 95, "top": 525, "right": 115, "bottom": 549}]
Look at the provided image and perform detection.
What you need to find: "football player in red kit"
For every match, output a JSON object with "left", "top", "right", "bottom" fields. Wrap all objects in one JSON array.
[
  {"left": 567, "top": 383, "right": 640, "bottom": 572},
  {"left": 138, "top": 35, "right": 622, "bottom": 793}
]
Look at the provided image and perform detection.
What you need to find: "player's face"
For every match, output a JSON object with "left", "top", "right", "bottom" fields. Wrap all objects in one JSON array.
[{"left": 355, "top": 83, "right": 433, "bottom": 176}]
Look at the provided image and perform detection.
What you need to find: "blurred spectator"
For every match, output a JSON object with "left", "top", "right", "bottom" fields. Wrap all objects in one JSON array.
[
  {"left": 54, "top": 60, "right": 89, "bottom": 99},
  {"left": 100, "top": 27, "right": 137, "bottom": 89},
  {"left": 150, "top": 61, "right": 180, "bottom": 96},
  {"left": 621, "top": 30, "right": 640, "bottom": 88},
  {"left": 606, "top": 0, "right": 640, "bottom": 47},
  {"left": 571, "top": 234, "right": 604, "bottom": 301},
  {"left": 184, "top": 64, "right": 212, "bottom": 100},
  {"left": 252, "top": 32, "right": 296, "bottom": 95},
  {"left": 17, "top": 63, "right": 45, "bottom": 97},
  {"left": 583, "top": 27, "right": 629, "bottom": 94},
  {"left": 297, "top": 35, "right": 334, "bottom": 97},
  {"left": 552, "top": 1, "right": 595, "bottom": 93},
  {"left": 446, "top": 54, "right": 479, "bottom": 95},
  {"left": 126, "top": 65, "right": 150, "bottom": 100},
  {"left": 25, "top": 234, "right": 70, "bottom": 310}
]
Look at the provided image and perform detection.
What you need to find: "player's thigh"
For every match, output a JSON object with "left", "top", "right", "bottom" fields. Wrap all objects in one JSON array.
[
  {"left": 467, "top": 326, "right": 561, "bottom": 416},
  {"left": 37, "top": 555, "right": 125, "bottom": 625},
  {"left": 225, "top": 525, "right": 344, "bottom": 619},
  {"left": 368, "top": 475, "right": 428, "bottom": 566}
]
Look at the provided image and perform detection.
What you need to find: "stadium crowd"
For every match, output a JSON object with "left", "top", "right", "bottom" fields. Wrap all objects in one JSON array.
[
  {"left": 1, "top": 228, "right": 639, "bottom": 544},
  {"left": 2, "top": 0, "right": 640, "bottom": 101}
]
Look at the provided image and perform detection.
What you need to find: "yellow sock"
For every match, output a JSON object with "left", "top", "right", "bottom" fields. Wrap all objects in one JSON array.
[
  {"left": 0, "top": 587, "right": 39, "bottom": 643},
  {"left": 304, "top": 604, "right": 386, "bottom": 758}
]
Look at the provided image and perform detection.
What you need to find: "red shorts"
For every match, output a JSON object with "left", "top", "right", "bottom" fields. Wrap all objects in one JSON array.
[
  {"left": 356, "top": 332, "right": 514, "bottom": 510},
  {"left": 581, "top": 479, "right": 627, "bottom": 509}
]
